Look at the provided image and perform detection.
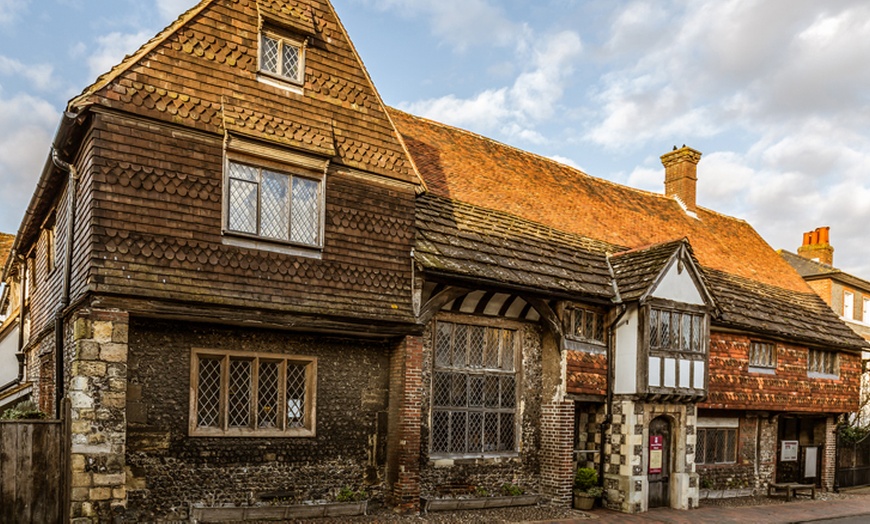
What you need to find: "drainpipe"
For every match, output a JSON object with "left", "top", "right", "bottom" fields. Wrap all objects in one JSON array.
[
  {"left": 599, "top": 255, "right": 626, "bottom": 488},
  {"left": 17, "top": 252, "right": 26, "bottom": 365},
  {"left": 51, "top": 148, "right": 78, "bottom": 419}
]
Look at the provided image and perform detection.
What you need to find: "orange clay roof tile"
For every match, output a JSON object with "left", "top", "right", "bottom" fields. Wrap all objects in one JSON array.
[{"left": 389, "top": 108, "right": 810, "bottom": 295}]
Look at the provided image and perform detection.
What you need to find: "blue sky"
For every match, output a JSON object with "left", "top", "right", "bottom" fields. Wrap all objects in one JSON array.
[{"left": 1, "top": 0, "right": 870, "bottom": 276}]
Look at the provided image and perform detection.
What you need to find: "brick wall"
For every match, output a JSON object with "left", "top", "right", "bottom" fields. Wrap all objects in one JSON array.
[
  {"left": 566, "top": 349, "right": 606, "bottom": 396},
  {"left": 386, "top": 335, "right": 423, "bottom": 512},
  {"left": 540, "top": 401, "right": 575, "bottom": 504},
  {"left": 123, "top": 318, "right": 393, "bottom": 522},
  {"left": 704, "top": 332, "right": 860, "bottom": 412}
]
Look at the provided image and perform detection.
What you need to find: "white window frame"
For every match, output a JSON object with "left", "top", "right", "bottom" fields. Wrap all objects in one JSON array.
[
  {"left": 259, "top": 30, "right": 306, "bottom": 86},
  {"left": 189, "top": 348, "right": 317, "bottom": 437},
  {"left": 223, "top": 156, "right": 324, "bottom": 249},
  {"left": 807, "top": 348, "right": 839, "bottom": 379},
  {"left": 844, "top": 290, "right": 855, "bottom": 320},
  {"left": 863, "top": 297, "right": 869, "bottom": 323}
]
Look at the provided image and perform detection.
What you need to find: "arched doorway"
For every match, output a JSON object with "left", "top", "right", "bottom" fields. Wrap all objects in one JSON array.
[{"left": 648, "top": 416, "right": 672, "bottom": 508}]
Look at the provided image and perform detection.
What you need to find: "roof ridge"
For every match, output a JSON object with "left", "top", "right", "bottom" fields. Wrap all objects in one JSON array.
[
  {"left": 68, "top": 0, "right": 216, "bottom": 111},
  {"left": 611, "top": 238, "right": 687, "bottom": 257}
]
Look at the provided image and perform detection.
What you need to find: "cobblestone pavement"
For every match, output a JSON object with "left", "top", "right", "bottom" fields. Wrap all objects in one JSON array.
[{"left": 213, "top": 489, "right": 870, "bottom": 523}]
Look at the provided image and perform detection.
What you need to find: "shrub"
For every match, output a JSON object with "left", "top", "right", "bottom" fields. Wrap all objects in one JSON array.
[
  {"left": 574, "top": 467, "right": 598, "bottom": 492},
  {"left": 499, "top": 483, "right": 525, "bottom": 496},
  {"left": 335, "top": 486, "right": 368, "bottom": 503},
  {"left": 0, "top": 400, "right": 48, "bottom": 420}
]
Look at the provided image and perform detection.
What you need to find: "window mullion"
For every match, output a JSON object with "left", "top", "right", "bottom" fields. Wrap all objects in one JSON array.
[
  {"left": 279, "top": 359, "right": 287, "bottom": 431},
  {"left": 251, "top": 357, "right": 259, "bottom": 430},
  {"left": 220, "top": 355, "right": 229, "bottom": 431}
]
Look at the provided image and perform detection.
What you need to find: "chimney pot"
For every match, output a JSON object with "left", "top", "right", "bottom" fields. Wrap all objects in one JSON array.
[
  {"left": 797, "top": 226, "right": 833, "bottom": 265},
  {"left": 661, "top": 145, "right": 703, "bottom": 213}
]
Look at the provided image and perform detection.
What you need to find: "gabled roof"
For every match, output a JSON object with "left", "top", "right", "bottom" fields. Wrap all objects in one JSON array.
[
  {"left": 68, "top": 0, "right": 421, "bottom": 185},
  {"left": 609, "top": 238, "right": 712, "bottom": 306},
  {"left": 390, "top": 108, "right": 809, "bottom": 295},
  {"left": 779, "top": 250, "right": 870, "bottom": 292},
  {"left": 415, "top": 194, "right": 618, "bottom": 300}
]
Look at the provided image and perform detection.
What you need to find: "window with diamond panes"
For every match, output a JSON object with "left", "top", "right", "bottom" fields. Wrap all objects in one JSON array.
[
  {"left": 568, "top": 307, "right": 604, "bottom": 343},
  {"left": 749, "top": 341, "right": 776, "bottom": 369},
  {"left": 695, "top": 427, "right": 737, "bottom": 465},
  {"left": 808, "top": 349, "right": 838, "bottom": 377},
  {"left": 260, "top": 33, "right": 304, "bottom": 84},
  {"left": 431, "top": 321, "right": 518, "bottom": 455},
  {"left": 226, "top": 160, "right": 321, "bottom": 247},
  {"left": 190, "top": 350, "right": 316, "bottom": 436},
  {"left": 650, "top": 308, "right": 704, "bottom": 353}
]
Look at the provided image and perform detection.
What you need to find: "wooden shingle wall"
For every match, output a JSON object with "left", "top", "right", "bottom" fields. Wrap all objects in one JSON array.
[
  {"left": 566, "top": 350, "right": 606, "bottom": 397},
  {"left": 84, "top": 111, "right": 415, "bottom": 323}
]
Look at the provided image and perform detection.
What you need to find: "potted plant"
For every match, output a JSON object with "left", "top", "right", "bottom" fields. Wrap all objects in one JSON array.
[{"left": 573, "top": 467, "right": 604, "bottom": 510}]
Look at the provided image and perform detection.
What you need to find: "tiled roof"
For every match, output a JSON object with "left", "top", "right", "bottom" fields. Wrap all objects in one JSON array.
[
  {"left": 415, "top": 194, "right": 618, "bottom": 299},
  {"left": 389, "top": 108, "right": 809, "bottom": 294},
  {"left": 779, "top": 250, "right": 839, "bottom": 278},
  {"left": 0, "top": 233, "right": 13, "bottom": 271},
  {"left": 609, "top": 239, "right": 694, "bottom": 301},
  {"left": 395, "top": 110, "right": 867, "bottom": 351},
  {"left": 703, "top": 268, "right": 866, "bottom": 351}
]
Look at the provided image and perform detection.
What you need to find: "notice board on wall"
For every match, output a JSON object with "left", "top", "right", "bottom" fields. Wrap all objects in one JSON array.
[
  {"left": 781, "top": 440, "right": 799, "bottom": 462},
  {"left": 649, "top": 435, "right": 663, "bottom": 474}
]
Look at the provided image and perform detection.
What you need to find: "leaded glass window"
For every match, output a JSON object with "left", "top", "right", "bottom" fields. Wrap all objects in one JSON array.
[
  {"left": 808, "top": 349, "right": 838, "bottom": 377},
  {"left": 695, "top": 427, "right": 737, "bottom": 464},
  {"left": 568, "top": 307, "right": 604, "bottom": 343},
  {"left": 226, "top": 160, "right": 322, "bottom": 247},
  {"left": 191, "top": 350, "right": 316, "bottom": 436},
  {"left": 260, "top": 33, "right": 304, "bottom": 84},
  {"left": 650, "top": 308, "right": 704, "bottom": 353},
  {"left": 431, "top": 321, "right": 518, "bottom": 455},
  {"left": 749, "top": 341, "right": 776, "bottom": 369}
]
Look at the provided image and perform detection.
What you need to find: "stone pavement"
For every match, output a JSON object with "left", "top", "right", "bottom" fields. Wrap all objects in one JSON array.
[{"left": 529, "top": 495, "right": 870, "bottom": 524}]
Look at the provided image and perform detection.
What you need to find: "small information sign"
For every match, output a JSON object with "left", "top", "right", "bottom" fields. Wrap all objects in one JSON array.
[
  {"left": 781, "top": 440, "right": 799, "bottom": 462},
  {"left": 649, "top": 435, "right": 663, "bottom": 474}
]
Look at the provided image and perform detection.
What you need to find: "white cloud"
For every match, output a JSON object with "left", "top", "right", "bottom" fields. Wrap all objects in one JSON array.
[
  {"left": 400, "top": 30, "right": 583, "bottom": 144},
  {"left": 0, "top": 92, "right": 58, "bottom": 234},
  {"left": 87, "top": 31, "right": 152, "bottom": 79},
  {"left": 549, "top": 155, "right": 583, "bottom": 171},
  {"left": 363, "top": 0, "right": 518, "bottom": 50},
  {"left": 0, "top": 55, "right": 53, "bottom": 91},
  {"left": 155, "top": 0, "right": 196, "bottom": 21},
  {"left": 0, "top": 0, "right": 28, "bottom": 25}
]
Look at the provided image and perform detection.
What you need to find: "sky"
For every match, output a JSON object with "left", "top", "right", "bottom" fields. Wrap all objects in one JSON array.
[{"left": 1, "top": 0, "right": 869, "bottom": 276}]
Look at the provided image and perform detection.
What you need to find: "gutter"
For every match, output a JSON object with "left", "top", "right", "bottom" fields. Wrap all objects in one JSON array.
[{"left": 50, "top": 147, "right": 79, "bottom": 419}]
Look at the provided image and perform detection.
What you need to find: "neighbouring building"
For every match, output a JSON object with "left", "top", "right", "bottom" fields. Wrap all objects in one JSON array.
[
  {"left": 2, "top": 0, "right": 866, "bottom": 521},
  {"left": 781, "top": 228, "right": 870, "bottom": 425},
  {"left": 0, "top": 231, "right": 29, "bottom": 412}
]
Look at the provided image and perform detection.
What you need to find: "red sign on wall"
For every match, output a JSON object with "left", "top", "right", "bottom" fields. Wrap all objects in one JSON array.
[{"left": 649, "top": 435, "right": 663, "bottom": 474}]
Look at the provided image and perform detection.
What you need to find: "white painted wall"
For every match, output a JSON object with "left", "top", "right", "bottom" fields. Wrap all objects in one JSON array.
[
  {"left": 614, "top": 305, "right": 639, "bottom": 394},
  {"left": 0, "top": 323, "right": 19, "bottom": 386},
  {"left": 650, "top": 258, "right": 704, "bottom": 305}
]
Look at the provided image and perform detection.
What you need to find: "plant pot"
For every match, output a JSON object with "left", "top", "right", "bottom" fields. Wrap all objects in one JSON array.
[{"left": 573, "top": 490, "right": 596, "bottom": 510}]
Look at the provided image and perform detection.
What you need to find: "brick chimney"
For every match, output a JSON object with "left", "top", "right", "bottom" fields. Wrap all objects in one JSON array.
[
  {"left": 797, "top": 226, "right": 834, "bottom": 265},
  {"left": 661, "top": 145, "right": 702, "bottom": 213}
]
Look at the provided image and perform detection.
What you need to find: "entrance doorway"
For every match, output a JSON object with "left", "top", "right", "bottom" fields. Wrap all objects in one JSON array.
[{"left": 648, "top": 416, "right": 671, "bottom": 508}]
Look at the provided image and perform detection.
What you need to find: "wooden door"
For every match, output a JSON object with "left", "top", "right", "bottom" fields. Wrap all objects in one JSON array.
[{"left": 648, "top": 416, "right": 671, "bottom": 508}]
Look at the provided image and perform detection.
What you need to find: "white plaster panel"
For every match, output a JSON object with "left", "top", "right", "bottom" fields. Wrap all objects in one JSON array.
[
  {"left": 664, "top": 358, "right": 676, "bottom": 387},
  {"left": 679, "top": 359, "right": 690, "bottom": 388},
  {"left": 693, "top": 361, "right": 705, "bottom": 389},
  {"left": 0, "top": 324, "right": 19, "bottom": 386},
  {"left": 614, "top": 305, "right": 639, "bottom": 394},
  {"left": 651, "top": 258, "right": 705, "bottom": 305},
  {"left": 648, "top": 356, "right": 661, "bottom": 387}
]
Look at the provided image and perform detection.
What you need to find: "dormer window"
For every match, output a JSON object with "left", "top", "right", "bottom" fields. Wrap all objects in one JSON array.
[{"left": 259, "top": 32, "right": 304, "bottom": 85}]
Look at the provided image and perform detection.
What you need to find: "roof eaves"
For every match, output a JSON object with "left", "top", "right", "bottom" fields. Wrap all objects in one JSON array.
[{"left": 67, "top": 0, "right": 216, "bottom": 112}]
